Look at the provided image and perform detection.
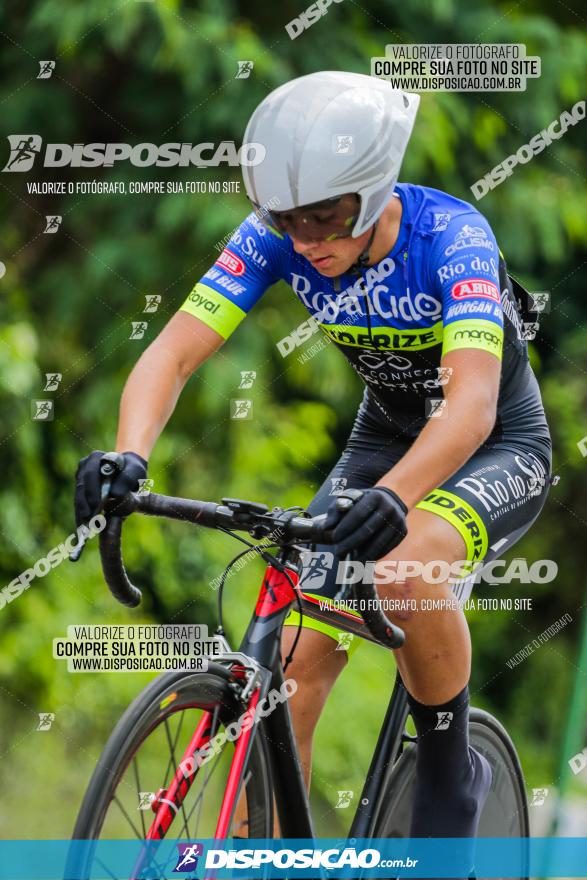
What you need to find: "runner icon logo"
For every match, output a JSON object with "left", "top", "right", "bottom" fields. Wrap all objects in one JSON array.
[
  {"left": 435, "top": 711, "right": 453, "bottom": 730},
  {"left": 335, "top": 790, "right": 354, "bottom": 808},
  {"left": 3, "top": 134, "right": 42, "bottom": 172},
  {"left": 174, "top": 843, "right": 204, "bottom": 872},
  {"left": 432, "top": 213, "right": 451, "bottom": 231},
  {"left": 299, "top": 551, "right": 335, "bottom": 589}
]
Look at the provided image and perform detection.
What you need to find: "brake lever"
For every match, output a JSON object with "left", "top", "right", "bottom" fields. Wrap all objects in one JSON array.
[
  {"left": 99, "top": 451, "right": 125, "bottom": 499},
  {"left": 70, "top": 452, "right": 126, "bottom": 562},
  {"left": 327, "top": 495, "right": 406, "bottom": 648},
  {"left": 313, "top": 496, "right": 353, "bottom": 543}
]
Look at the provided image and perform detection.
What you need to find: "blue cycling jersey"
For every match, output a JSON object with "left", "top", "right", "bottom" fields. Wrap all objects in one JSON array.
[{"left": 180, "top": 183, "right": 548, "bottom": 440}]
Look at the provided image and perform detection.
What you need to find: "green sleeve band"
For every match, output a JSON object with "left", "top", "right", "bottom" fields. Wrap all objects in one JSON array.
[
  {"left": 179, "top": 283, "right": 247, "bottom": 339},
  {"left": 442, "top": 318, "right": 503, "bottom": 360}
]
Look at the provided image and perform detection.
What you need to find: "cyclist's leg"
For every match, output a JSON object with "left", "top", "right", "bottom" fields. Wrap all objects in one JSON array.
[
  {"left": 376, "top": 439, "right": 552, "bottom": 842},
  {"left": 375, "top": 507, "right": 489, "bottom": 846},
  {"left": 381, "top": 507, "right": 472, "bottom": 701}
]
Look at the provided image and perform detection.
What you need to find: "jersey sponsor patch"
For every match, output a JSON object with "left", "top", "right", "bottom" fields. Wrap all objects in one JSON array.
[
  {"left": 442, "top": 318, "right": 504, "bottom": 360},
  {"left": 417, "top": 489, "right": 488, "bottom": 563},
  {"left": 444, "top": 224, "right": 494, "bottom": 257},
  {"left": 180, "top": 283, "right": 246, "bottom": 339},
  {"left": 321, "top": 321, "right": 443, "bottom": 351},
  {"left": 203, "top": 267, "right": 246, "bottom": 295},
  {"left": 451, "top": 278, "right": 500, "bottom": 303},
  {"left": 217, "top": 248, "right": 245, "bottom": 276},
  {"left": 445, "top": 300, "right": 495, "bottom": 319}
]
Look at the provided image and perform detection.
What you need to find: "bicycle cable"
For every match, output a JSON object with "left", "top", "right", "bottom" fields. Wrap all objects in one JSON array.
[
  {"left": 280, "top": 564, "right": 304, "bottom": 674},
  {"left": 213, "top": 525, "right": 305, "bottom": 671},
  {"left": 214, "top": 534, "right": 275, "bottom": 635}
]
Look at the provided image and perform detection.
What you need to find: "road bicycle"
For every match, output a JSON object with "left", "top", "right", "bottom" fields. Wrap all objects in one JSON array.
[{"left": 70, "top": 454, "right": 529, "bottom": 878}]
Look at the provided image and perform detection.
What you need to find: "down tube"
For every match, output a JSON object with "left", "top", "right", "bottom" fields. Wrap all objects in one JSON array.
[{"left": 264, "top": 664, "right": 314, "bottom": 839}]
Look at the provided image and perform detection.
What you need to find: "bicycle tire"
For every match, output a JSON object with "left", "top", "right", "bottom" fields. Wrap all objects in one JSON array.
[
  {"left": 71, "top": 665, "right": 273, "bottom": 875},
  {"left": 373, "top": 708, "right": 529, "bottom": 875}
]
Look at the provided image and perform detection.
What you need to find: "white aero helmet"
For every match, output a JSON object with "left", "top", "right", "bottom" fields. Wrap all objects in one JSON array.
[{"left": 242, "top": 71, "right": 420, "bottom": 238}]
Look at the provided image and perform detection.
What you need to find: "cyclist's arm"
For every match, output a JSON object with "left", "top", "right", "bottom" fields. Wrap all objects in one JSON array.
[
  {"left": 116, "top": 313, "right": 224, "bottom": 459},
  {"left": 116, "top": 214, "right": 282, "bottom": 458},
  {"left": 376, "top": 347, "right": 500, "bottom": 509},
  {"left": 377, "top": 212, "right": 504, "bottom": 509}
]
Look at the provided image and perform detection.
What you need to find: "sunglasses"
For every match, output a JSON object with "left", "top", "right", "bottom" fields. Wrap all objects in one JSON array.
[{"left": 251, "top": 194, "right": 360, "bottom": 243}]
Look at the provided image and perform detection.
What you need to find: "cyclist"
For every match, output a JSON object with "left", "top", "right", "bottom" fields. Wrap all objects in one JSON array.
[{"left": 75, "top": 71, "right": 552, "bottom": 843}]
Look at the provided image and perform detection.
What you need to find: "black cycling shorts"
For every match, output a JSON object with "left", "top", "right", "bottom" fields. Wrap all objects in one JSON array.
[{"left": 285, "top": 392, "right": 553, "bottom": 650}]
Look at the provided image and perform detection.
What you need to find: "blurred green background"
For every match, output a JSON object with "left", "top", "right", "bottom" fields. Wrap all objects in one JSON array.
[{"left": 1, "top": 0, "right": 586, "bottom": 839}]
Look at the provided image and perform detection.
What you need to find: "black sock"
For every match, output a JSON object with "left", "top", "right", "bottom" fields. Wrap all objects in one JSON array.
[{"left": 408, "top": 685, "right": 492, "bottom": 850}]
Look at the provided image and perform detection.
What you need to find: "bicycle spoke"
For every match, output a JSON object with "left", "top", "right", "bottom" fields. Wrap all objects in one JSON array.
[
  {"left": 138, "top": 850, "right": 170, "bottom": 880},
  {"left": 85, "top": 676, "right": 271, "bottom": 859},
  {"left": 132, "top": 847, "right": 170, "bottom": 880},
  {"left": 164, "top": 716, "right": 191, "bottom": 838},
  {"left": 112, "top": 794, "right": 144, "bottom": 840},
  {"left": 160, "top": 709, "right": 185, "bottom": 790},
  {"left": 182, "top": 746, "right": 226, "bottom": 835},
  {"left": 95, "top": 855, "right": 121, "bottom": 880},
  {"left": 132, "top": 757, "right": 146, "bottom": 838},
  {"left": 232, "top": 770, "right": 252, "bottom": 837}
]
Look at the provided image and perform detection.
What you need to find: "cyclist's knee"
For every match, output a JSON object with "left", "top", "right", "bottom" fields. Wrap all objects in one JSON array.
[
  {"left": 378, "top": 576, "right": 464, "bottom": 627},
  {"left": 375, "top": 509, "right": 469, "bottom": 623}
]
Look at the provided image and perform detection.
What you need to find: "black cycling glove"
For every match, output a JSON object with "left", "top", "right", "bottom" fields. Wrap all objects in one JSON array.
[
  {"left": 324, "top": 486, "right": 408, "bottom": 561},
  {"left": 74, "top": 450, "right": 148, "bottom": 527}
]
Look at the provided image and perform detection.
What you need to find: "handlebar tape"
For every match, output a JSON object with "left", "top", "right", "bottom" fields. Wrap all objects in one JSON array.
[{"left": 99, "top": 516, "right": 142, "bottom": 607}]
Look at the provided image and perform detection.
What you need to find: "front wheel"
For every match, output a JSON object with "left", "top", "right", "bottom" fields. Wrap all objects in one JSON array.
[{"left": 71, "top": 665, "right": 273, "bottom": 877}]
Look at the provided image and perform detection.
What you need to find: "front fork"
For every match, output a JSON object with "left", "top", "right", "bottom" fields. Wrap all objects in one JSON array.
[{"left": 144, "top": 558, "right": 310, "bottom": 844}]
